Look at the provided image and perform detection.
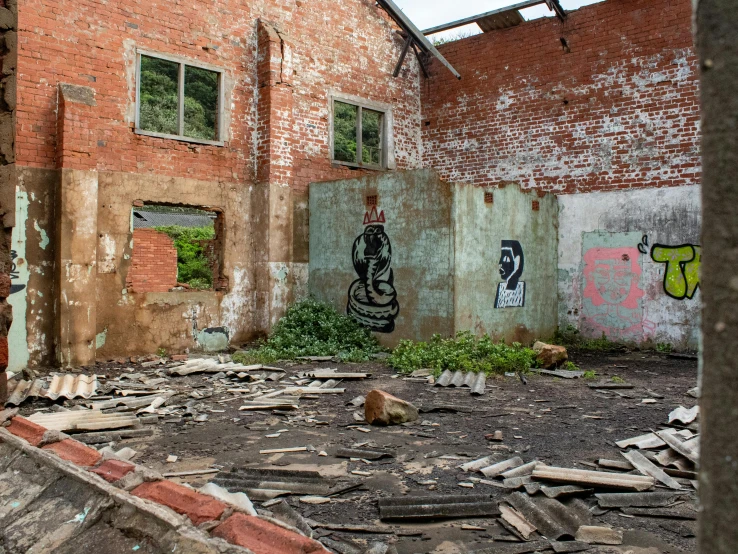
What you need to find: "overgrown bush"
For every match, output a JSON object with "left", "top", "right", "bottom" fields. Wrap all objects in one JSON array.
[
  {"left": 389, "top": 332, "right": 537, "bottom": 376},
  {"left": 233, "top": 298, "right": 382, "bottom": 364},
  {"left": 155, "top": 225, "right": 215, "bottom": 289}
]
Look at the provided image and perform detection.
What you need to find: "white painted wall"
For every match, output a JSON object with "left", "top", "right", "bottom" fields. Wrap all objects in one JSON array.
[{"left": 558, "top": 185, "right": 701, "bottom": 350}]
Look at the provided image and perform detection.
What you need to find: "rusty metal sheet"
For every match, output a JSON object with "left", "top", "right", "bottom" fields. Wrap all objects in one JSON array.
[{"left": 378, "top": 494, "right": 499, "bottom": 521}]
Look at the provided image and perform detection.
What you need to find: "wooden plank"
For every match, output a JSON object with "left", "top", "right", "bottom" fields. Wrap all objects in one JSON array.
[
  {"left": 532, "top": 466, "right": 654, "bottom": 491},
  {"left": 622, "top": 450, "right": 684, "bottom": 490},
  {"left": 259, "top": 446, "right": 309, "bottom": 455},
  {"left": 499, "top": 503, "right": 536, "bottom": 540}
]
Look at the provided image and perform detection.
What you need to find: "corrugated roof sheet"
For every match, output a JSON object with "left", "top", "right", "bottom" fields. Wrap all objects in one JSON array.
[
  {"left": 133, "top": 210, "right": 216, "bottom": 229},
  {"left": 5, "top": 374, "right": 98, "bottom": 406}
]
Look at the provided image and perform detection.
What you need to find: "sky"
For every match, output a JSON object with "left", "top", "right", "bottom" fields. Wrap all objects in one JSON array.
[{"left": 394, "top": 0, "right": 604, "bottom": 40}]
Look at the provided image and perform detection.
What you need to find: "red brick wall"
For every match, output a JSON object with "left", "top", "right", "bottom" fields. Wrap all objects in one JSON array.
[
  {"left": 420, "top": 0, "right": 700, "bottom": 194},
  {"left": 16, "top": 0, "right": 422, "bottom": 190},
  {"left": 126, "top": 229, "right": 178, "bottom": 293}
]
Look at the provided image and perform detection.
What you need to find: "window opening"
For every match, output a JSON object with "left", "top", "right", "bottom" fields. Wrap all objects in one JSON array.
[
  {"left": 137, "top": 53, "right": 223, "bottom": 144},
  {"left": 128, "top": 205, "right": 226, "bottom": 293},
  {"left": 332, "top": 99, "right": 386, "bottom": 169}
]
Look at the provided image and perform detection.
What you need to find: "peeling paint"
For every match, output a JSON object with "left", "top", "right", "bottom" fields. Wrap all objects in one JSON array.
[
  {"left": 33, "top": 221, "right": 49, "bottom": 250},
  {"left": 95, "top": 328, "right": 107, "bottom": 349},
  {"left": 9, "top": 187, "right": 30, "bottom": 372}
]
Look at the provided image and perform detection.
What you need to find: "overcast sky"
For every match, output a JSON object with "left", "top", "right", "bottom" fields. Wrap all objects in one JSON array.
[{"left": 395, "top": 0, "right": 604, "bottom": 39}]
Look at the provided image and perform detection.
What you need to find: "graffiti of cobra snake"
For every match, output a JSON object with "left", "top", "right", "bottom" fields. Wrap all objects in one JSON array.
[{"left": 347, "top": 224, "right": 400, "bottom": 333}]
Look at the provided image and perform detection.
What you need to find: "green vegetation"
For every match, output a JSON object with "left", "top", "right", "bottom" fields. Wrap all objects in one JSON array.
[
  {"left": 139, "top": 55, "right": 219, "bottom": 140},
  {"left": 552, "top": 325, "right": 626, "bottom": 352},
  {"left": 656, "top": 342, "right": 673, "bottom": 353},
  {"left": 157, "top": 347, "right": 167, "bottom": 358},
  {"left": 389, "top": 332, "right": 537, "bottom": 376},
  {"left": 232, "top": 298, "right": 382, "bottom": 364},
  {"left": 155, "top": 225, "right": 215, "bottom": 289},
  {"left": 333, "top": 101, "right": 382, "bottom": 166},
  {"left": 562, "top": 361, "right": 580, "bottom": 371},
  {"left": 611, "top": 375, "right": 625, "bottom": 383},
  {"left": 583, "top": 370, "right": 597, "bottom": 379}
]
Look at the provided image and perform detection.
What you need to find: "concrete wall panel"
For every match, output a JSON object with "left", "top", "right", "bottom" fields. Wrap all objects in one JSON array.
[
  {"left": 454, "top": 184, "right": 558, "bottom": 343},
  {"left": 309, "top": 169, "right": 454, "bottom": 347},
  {"left": 558, "top": 185, "right": 701, "bottom": 349}
]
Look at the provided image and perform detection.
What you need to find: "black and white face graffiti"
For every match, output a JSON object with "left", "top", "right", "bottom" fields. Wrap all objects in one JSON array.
[
  {"left": 495, "top": 240, "right": 526, "bottom": 309},
  {"left": 499, "top": 240, "right": 524, "bottom": 290},
  {"left": 347, "top": 211, "right": 400, "bottom": 333}
]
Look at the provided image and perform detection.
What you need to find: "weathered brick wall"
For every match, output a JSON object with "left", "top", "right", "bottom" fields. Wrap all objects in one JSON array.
[
  {"left": 126, "top": 229, "right": 178, "bottom": 293},
  {"left": 420, "top": 0, "right": 700, "bottom": 194},
  {"left": 16, "top": 0, "right": 422, "bottom": 187}
]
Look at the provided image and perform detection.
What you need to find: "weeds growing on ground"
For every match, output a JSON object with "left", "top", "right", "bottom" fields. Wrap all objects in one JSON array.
[
  {"left": 389, "top": 332, "right": 537, "bottom": 376},
  {"left": 656, "top": 343, "right": 673, "bottom": 353},
  {"left": 611, "top": 375, "right": 625, "bottom": 383},
  {"left": 552, "top": 325, "right": 627, "bottom": 352},
  {"left": 562, "top": 361, "right": 580, "bottom": 371},
  {"left": 232, "top": 298, "right": 381, "bottom": 364},
  {"left": 583, "top": 370, "right": 597, "bottom": 379}
]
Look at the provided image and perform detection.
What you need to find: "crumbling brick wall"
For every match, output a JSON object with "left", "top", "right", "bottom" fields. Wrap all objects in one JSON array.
[
  {"left": 420, "top": 0, "right": 700, "bottom": 194},
  {"left": 126, "top": 229, "right": 178, "bottom": 293},
  {"left": 14, "top": 0, "right": 423, "bottom": 360},
  {"left": 0, "top": 0, "right": 16, "bottom": 401}
]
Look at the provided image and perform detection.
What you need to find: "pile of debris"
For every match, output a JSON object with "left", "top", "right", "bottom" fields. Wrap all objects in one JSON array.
[
  {"left": 3, "top": 356, "right": 372, "bottom": 446},
  {"left": 361, "top": 403, "right": 700, "bottom": 553}
]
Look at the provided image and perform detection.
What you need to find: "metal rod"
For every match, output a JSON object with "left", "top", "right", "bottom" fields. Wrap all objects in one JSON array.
[
  {"left": 376, "top": 0, "right": 461, "bottom": 79},
  {"left": 393, "top": 35, "right": 413, "bottom": 77}
]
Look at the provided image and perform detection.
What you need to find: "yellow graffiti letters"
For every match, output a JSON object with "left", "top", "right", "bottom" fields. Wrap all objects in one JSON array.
[{"left": 651, "top": 244, "right": 701, "bottom": 300}]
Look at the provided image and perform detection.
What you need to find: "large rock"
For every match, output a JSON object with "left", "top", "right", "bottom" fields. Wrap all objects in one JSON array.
[
  {"left": 365, "top": 390, "right": 419, "bottom": 426},
  {"left": 533, "top": 341, "right": 568, "bottom": 369}
]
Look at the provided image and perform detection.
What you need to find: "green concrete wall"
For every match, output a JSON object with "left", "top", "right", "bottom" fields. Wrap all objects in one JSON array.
[
  {"left": 309, "top": 169, "right": 454, "bottom": 347},
  {"left": 453, "top": 184, "right": 558, "bottom": 343}
]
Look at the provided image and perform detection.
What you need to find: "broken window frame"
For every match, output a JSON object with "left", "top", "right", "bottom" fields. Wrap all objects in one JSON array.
[
  {"left": 330, "top": 95, "right": 390, "bottom": 171},
  {"left": 134, "top": 49, "right": 226, "bottom": 146}
]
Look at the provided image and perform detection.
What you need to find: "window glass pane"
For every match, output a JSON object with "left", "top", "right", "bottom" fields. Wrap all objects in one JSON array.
[
  {"left": 333, "top": 101, "right": 358, "bottom": 163},
  {"left": 362, "top": 109, "right": 382, "bottom": 166},
  {"left": 184, "top": 65, "right": 219, "bottom": 140},
  {"left": 139, "top": 55, "right": 179, "bottom": 135}
]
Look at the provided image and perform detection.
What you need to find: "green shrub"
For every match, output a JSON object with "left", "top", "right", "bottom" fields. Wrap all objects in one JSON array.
[
  {"left": 233, "top": 298, "right": 381, "bottom": 364},
  {"left": 389, "top": 332, "right": 537, "bottom": 376},
  {"left": 155, "top": 225, "right": 215, "bottom": 289},
  {"left": 552, "top": 325, "right": 626, "bottom": 352}
]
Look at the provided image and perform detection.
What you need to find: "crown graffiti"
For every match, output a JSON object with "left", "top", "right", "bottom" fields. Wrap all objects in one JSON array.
[{"left": 363, "top": 206, "right": 386, "bottom": 225}]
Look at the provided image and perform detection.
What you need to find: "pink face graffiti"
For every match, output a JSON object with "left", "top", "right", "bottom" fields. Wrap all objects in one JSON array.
[{"left": 583, "top": 247, "right": 644, "bottom": 309}]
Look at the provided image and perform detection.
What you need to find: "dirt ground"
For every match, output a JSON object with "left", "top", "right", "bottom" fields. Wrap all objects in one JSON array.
[{"left": 19, "top": 350, "right": 699, "bottom": 554}]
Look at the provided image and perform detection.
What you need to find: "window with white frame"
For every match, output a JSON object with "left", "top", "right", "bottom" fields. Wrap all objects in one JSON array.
[
  {"left": 332, "top": 98, "right": 387, "bottom": 169},
  {"left": 136, "top": 52, "right": 224, "bottom": 145}
]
